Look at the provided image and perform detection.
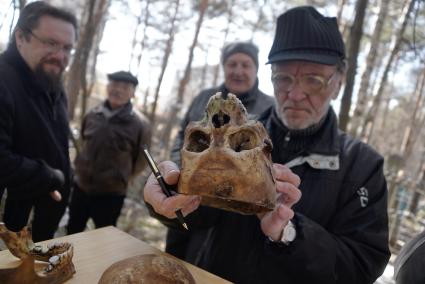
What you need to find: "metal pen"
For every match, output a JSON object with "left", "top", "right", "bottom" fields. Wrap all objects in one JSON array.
[{"left": 142, "top": 147, "right": 189, "bottom": 230}]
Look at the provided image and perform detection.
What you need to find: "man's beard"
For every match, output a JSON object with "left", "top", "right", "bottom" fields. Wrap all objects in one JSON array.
[{"left": 34, "top": 59, "right": 64, "bottom": 93}]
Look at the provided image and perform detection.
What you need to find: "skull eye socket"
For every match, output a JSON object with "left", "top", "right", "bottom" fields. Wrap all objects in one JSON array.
[
  {"left": 229, "top": 130, "right": 257, "bottom": 152},
  {"left": 186, "top": 130, "right": 211, "bottom": 152}
]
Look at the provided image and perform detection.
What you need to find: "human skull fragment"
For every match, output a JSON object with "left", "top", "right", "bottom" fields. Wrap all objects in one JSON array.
[
  {"left": 179, "top": 92, "right": 275, "bottom": 214},
  {"left": 98, "top": 254, "right": 195, "bottom": 284}
]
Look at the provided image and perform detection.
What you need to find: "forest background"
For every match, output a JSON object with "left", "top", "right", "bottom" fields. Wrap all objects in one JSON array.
[{"left": 1, "top": 0, "right": 425, "bottom": 282}]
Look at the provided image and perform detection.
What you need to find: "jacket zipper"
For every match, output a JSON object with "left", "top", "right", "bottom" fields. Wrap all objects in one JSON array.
[{"left": 283, "top": 131, "right": 291, "bottom": 147}]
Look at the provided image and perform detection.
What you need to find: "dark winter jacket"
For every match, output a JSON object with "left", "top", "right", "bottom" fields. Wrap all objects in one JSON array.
[
  {"left": 150, "top": 106, "right": 390, "bottom": 284},
  {"left": 394, "top": 230, "right": 425, "bottom": 284},
  {"left": 170, "top": 81, "right": 275, "bottom": 166},
  {"left": 74, "top": 101, "right": 151, "bottom": 196},
  {"left": 0, "top": 44, "right": 71, "bottom": 200}
]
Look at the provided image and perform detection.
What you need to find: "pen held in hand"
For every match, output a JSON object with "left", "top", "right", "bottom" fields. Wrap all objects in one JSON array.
[{"left": 142, "top": 147, "right": 189, "bottom": 231}]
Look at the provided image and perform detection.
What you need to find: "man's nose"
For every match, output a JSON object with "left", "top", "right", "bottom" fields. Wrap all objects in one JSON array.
[
  {"left": 231, "top": 65, "right": 244, "bottom": 74},
  {"left": 287, "top": 83, "right": 307, "bottom": 101},
  {"left": 51, "top": 48, "right": 69, "bottom": 62}
]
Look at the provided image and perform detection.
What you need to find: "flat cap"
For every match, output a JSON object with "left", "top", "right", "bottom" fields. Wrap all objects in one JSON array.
[{"left": 107, "top": 71, "right": 138, "bottom": 86}]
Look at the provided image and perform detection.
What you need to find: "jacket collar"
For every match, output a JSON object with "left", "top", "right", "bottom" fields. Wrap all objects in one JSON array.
[
  {"left": 262, "top": 106, "right": 341, "bottom": 170},
  {"left": 94, "top": 100, "right": 134, "bottom": 119},
  {"left": 2, "top": 43, "right": 33, "bottom": 77},
  {"left": 219, "top": 78, "right": 260, "bottom": 106}
]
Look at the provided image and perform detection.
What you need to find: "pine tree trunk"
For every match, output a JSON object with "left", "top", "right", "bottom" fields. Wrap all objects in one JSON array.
[
  {"left": 128, "top": 5, "right": 144, "bottom": 71},
  {"left": 134, "top": 0, "right": 151, "bottom": 77},
  {"left": 337, "top": 0, "right": 348, "bottom": 23},
  {"left": 349, "top": 0, "right": 390, "bottom": 137},
  {"left": 160, "top": 0, "right": 209, "bottom": 155},
  {"left": 66, "top": 0, "right": 110, "bottom": 120},
  {"left": 338, "top": 0, "right": 369, "bottom": 131},
  {"left": 211, "top": 0, "right": 234, "bottom": 87},
  {"left": 399, "top": 67, "right": 425, "bottom": 158},
  {"left": 149, "top": 0, "right": 180, "bottom": 125},
  {"left": 361, "top": 0, "right": 415, "bottom": 142}
]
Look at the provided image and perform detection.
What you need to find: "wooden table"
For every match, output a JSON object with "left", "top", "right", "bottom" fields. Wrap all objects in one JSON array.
[{"left": 0, "top": 226, "right": 230, "bottom": 283}]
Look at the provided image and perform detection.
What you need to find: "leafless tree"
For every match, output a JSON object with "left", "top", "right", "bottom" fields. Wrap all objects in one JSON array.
[
  {"left": 349, "top": 0, "right": 390, "bottom": 136},
  {"left": 338, "top": 0, "right": 369, "bottom": 131},
  {"left": 65, "top": 0, "right": 111, "bottom": 120},
  {"left": 361, "top": 0, "right": 416, "bottom": 142},
  {"left": 160, "top": 0, "right": 209, "bottom": 154},
  {"left": 210, "top": 0, "right": 234, "bottom": 87},
  {"left": 128, "top": 0, "right": 152, "bottom": 77},
  {"left": 149, "top": 0, "right": 181, "bottom": 125}
]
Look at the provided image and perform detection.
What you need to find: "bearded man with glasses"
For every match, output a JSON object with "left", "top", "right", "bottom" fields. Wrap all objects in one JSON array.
[
  {"left": 143, "top": 6, "right": 390, "bottom": 283},
  {"left": 0, "top": 1, "right": 77, "bottom": 242}
]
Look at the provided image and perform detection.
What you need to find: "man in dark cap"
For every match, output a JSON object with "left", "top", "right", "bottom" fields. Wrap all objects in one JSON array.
[
  {"left": 143, "top": 6, "right": 390, "bottom": 283},
  {"left": 166, "top": 41, "right": 275, "bottom": 259},
  {"left": 0, "top": 1, "right": 77, "bottom": 242},
  {"left": 66, "top": 71, "right": 151, "bottom": 234}
]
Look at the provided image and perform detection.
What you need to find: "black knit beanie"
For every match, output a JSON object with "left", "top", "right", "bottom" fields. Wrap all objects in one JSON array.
[
  {"left": 267, "top": 6, "right": 345, "bottom": 65},
  {"left": 221, "top": 41, "right": 259, "bottom": 69}
]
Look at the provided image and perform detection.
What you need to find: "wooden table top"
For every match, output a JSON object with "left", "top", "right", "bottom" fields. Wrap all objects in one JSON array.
[{"left": 0, "top": 226, "right": 230, "bottom": 283}]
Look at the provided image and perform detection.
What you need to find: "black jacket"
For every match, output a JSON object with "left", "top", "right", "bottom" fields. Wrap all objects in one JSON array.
[
  {"left": 170, "top": 81, "right": 275, "bottom": 166},
  {"left": 0, "top": 45, "right": 71, "bottom": 200},
  {"left": 150, "top": 107, "right": 390, "bottom": 283},
  {"left": 394, "top": 230, "right": 425, "bottom": 284}
]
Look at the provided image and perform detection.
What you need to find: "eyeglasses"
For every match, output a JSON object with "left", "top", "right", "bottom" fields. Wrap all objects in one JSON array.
[
  {"left": 108, "top": 81, "right": 135, "bottom": 91},
  {"left": 271, "top": 71, "right": 337, "bottom": 94},
  {"left": 26, "top": 29, "right": 74, "bottom": 55}
]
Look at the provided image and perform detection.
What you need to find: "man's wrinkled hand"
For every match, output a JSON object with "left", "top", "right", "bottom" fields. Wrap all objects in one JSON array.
[
  {"left": 143, "top": 160, "right": 201, "bottom": 219},
  {"left": 259, "top": 163, "right": 301, "bottom": 241}
]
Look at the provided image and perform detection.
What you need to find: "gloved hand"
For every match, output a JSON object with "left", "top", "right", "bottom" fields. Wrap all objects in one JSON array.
[{"left": 47, "top": 167, "right": 65, "bottom": 202}]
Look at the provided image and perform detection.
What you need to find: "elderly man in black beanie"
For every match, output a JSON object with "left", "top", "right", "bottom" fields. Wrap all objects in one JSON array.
[
  {"left": 66, "top": 71, "right": 151, "bottom": 234},
  {"left": 143, "top": 6, "right": 390, "bottom": 284}
]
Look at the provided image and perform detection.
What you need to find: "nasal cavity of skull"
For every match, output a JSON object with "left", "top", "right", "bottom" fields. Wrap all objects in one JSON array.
[
  {"left": 212, "top": 111, "right": 230, "bottom": 128},
  {"left": 187, "top": 130, "right": 210, "bottom": 152},
  {"left": 229, "top": 130, "right": 256, "bottom": 152}
]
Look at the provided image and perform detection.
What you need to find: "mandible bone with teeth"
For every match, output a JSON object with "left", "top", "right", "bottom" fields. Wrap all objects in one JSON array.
[
  {"left": 0, "top": 222, "right": 75, "bottom": 284},
  {"left": 178, "top": 92, "right": 276, "bottom": 214}
]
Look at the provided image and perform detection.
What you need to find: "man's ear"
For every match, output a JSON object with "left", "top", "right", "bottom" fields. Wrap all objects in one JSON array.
[
  {"left": 15, "top": 28, "right": 25, "bottom": 46},
  {"left": 332, "top": 74, "right": 345, "bottom": 100}
]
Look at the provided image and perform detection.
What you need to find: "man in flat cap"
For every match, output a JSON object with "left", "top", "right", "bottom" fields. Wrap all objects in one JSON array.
[
  {"left": 143, "top": 6, "right": 390, "bottom": 283},
  {"left": 67, "top": 71, "right": 151, "bottom": 234}
]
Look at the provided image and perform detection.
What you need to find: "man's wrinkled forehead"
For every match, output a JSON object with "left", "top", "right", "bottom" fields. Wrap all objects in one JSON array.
[
  {"left": 271, "top": 60, "right": 336, "bottom": 73},
  {"left": 108, "top": 80, "right": 136, "bottom": 89}
]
